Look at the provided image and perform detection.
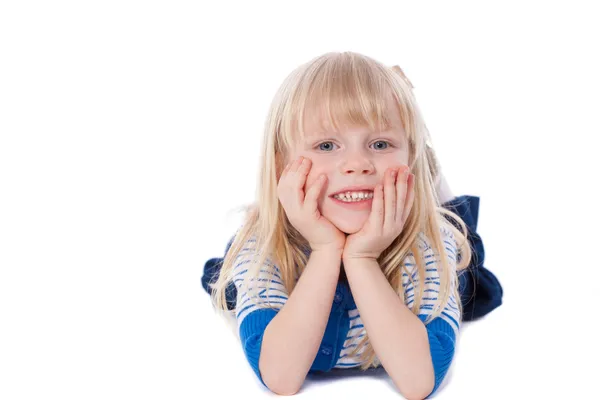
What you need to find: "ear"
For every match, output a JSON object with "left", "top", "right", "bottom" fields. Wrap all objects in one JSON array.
[{"left": 391, "top": 65, "right": 414, "bottom": 89}]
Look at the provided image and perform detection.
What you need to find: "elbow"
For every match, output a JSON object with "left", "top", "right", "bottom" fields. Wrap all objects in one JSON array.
[
  {"left": 267, "top": 385, "right": 300, "bottom": 396},
  {"left": 396, "top": 384, "right": 434, "bottom": 400},
  {"left": 260, "top": 363, "right": 304, "bottom": 396},
  {"left": 257, "top": 337, "right": 306, "bottom": 395},
  {"left": 392, "top": 370, "right": 435, "bottom": 400},
  {"left": 402, "top": 394, "right": 427, "bottom": 400},
  {"left": 401, "top": 385, "right": 434, "bottom": 400},
  {"left": 262, "top": 373, "right": 302, "bottom": 396}
]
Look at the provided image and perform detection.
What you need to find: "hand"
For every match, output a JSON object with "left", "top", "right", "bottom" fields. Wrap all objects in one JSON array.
[
  {"left": 277, "top": 156, "right": 346, "bottom": 253},
  {"left": 342, "top": 166, "right": 415, "bottom": 261}
]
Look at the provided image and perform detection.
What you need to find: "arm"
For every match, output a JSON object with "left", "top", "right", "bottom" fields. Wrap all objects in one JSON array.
[
  {"left": 260, "top": 247, "right": 342, "bottom": 395},
  {"left": 344, "top": 229, "right": 461, "bottom": 399},
  {"left": 234, "top": 243, "right": 342, "bottom": 395},
  {"left": 343, "top": 257, "right": 434, "bottom": 400}
]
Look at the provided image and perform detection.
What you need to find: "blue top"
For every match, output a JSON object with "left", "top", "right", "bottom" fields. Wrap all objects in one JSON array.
[{"left": 233, "top": 227, "right": 461, "bottom": 398}]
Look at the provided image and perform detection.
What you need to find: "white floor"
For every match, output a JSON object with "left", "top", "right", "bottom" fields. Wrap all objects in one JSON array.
[{"left": 3, "top": 2, "right": 600, "bottom": 398}]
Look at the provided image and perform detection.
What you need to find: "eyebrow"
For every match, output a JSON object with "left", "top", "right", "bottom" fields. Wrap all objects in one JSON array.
[{"left": 306, "top": 129, "right": 400, "bottom": 141}]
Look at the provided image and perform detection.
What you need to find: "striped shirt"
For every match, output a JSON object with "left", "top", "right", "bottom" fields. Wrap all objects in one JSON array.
[{"left": 233, "top": 227, "right": 460, "bottom": 398}]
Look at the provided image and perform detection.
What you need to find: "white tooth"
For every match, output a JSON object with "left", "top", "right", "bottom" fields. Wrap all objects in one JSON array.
[{"left": 334, "top": 191, "right": 376, "bottom": 202}]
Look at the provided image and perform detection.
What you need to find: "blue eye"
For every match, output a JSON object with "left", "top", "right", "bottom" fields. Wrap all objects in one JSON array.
[
  {"left": 317, "top": 141, "right": 338, "bottom": 151},
  {"left": 315, "top": 140, "right": 392, "bottom": 152},
  {"left": 371, "top": 140, "right": 390, "bottom": 150}
]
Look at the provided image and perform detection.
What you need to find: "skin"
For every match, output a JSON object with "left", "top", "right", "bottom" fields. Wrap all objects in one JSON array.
[
  {"left": 275, "top": 100, "right": 427, "bottom": 397},
  {"left": 286, "top": 102, "right": 411, "bottom": 236},
  {"left": 276, "top": 105, "right": 424, "bottom": 396}
]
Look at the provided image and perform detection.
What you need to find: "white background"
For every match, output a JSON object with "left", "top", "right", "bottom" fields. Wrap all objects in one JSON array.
[{"left": 1, "top": 1, "right": 599, "bottom": 399}]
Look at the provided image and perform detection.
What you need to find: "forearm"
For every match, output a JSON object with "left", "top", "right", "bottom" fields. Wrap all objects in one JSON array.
[
  {"left": 259, "top": 248, "right": 342, "bottom": 395},
  {"left": 343, "top": 257, "right": 434, "bottom": 400}
]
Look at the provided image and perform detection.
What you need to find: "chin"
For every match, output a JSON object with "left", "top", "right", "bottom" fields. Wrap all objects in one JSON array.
[
  {"left": 327, "top": 215, "right": 366, "bottom": 235},
  {"left": 338, "top": 225, "right": 361, "bottom": 235}
]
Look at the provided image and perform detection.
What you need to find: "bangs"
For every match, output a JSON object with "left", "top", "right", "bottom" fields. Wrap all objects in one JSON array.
[{"left": 282, "top": 53, "right": 406, "bottom": 147}]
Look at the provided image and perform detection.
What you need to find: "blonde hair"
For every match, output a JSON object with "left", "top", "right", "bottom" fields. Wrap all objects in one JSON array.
[{"left": 210, "top": 51, "right": 472, "bottom": 369}]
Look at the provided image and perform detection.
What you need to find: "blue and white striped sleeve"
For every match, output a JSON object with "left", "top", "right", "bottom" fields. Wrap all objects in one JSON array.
[
  {"left": 402, "top": 227, "right": 461, "bottom": 398},
  {"left": 233, "top": 237, "right": 289, "bottom": 387}
]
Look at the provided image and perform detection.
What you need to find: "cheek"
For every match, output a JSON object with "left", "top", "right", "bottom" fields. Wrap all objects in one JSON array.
[
  {"left": 299, "top": 155, "right": 328, "bottom": 183},
  {"left": 305, "top": 169, "right": 324, "bottom": 188}
]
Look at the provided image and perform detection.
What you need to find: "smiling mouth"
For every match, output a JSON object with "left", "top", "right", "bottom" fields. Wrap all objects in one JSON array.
[
  {"left": 331, "top": 191, "right": 375, "bottom": 202},
  {"left": 329, "top": 194, "right": 374, "bottom": 211}
]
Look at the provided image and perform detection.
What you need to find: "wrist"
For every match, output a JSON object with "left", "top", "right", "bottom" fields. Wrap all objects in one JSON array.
[
  {"left": 342, "top": 250, "right": 380, "bottom": 262},
  {"left": 343, "top": 255, "right": 378, "bottom": 261},
  {"left": 342, "top": 255, "right": 380, "bottom": 266},
  {"left": 311, "top": 246, "right": 344, "bottom": 257},
  {"left": 309, "top": 241, "right": 345, "bottom": 255},
  {"left": 309, "top": 247, "right": 344, "bottom": 272}
]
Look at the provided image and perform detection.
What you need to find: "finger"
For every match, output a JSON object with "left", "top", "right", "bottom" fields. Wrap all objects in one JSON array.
[
  {"left": 291, "top": 157, "right": 310, "bottom": 186},
  {"left": 395, "top": 167, "right": 409, "bottom": 224},
  {"left": 369, "top": 183, "right": 385, "bottom": 232},
  {"left": 384, "top": 168, "right": 397, "bottom": 231},
  {"left": 279, "top": 158, "right": 301, "bottom": 205},
  {"left": 401, "top": 173, "right": 415, "bottom": 224},
  {"left": 279, "top": 162, "right": 291, "bottom": 184},
  {"left": 294, "top": 157, "right": 311, "bottom": 203},
  {"left": 305, "top": 174, "right": 326, "bottom": 213},
  {"left": 290, "top": 156, "right": 304, "bottom": 173},
  {"left": 298, "top": 157, "right": 311, "bottom": 179}
]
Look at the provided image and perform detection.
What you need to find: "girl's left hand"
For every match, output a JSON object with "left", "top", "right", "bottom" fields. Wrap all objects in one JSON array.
[{"left": 342, "top": 166, "right": 415, "bottom": 261}]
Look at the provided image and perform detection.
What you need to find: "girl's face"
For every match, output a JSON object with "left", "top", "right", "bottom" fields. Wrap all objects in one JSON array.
[{"left": 287, "top": 105, "right": 410, "bottom": 234}]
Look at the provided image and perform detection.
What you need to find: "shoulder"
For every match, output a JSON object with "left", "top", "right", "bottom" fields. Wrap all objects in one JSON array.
[
  {"left": 231, "top": 236, "right": 282, "bottom": 276},
  {"left": 400, "top": 227, "right": 461, "bottom": 298},
  {"left": 404, "top": 226, "right": 458, "bottom": 272},
  {"left": 424, "top": 225, "right": 458, "bottom": 252},
  {"left": 233, "top": 236, "right": 288, "bottom": 327}
]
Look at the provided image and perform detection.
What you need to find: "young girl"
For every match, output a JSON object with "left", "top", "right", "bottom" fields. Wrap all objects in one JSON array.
[{"left": 202, "top": 52, "right": 502, "bottom": 399}]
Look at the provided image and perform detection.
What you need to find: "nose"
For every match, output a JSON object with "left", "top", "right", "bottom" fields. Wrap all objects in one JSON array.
[{"left": 340, "top": 151, "right": 374, "bottom": 175}]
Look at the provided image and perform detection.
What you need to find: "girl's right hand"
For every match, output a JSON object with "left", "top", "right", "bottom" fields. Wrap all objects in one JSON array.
[{"left": 277, "top": 156, "right": 346, "bottom": 253}]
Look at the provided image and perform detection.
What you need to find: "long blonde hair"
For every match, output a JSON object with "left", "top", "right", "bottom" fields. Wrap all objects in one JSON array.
[{"left": 210, "top": 51, "right": 472, "bottom": 369}]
